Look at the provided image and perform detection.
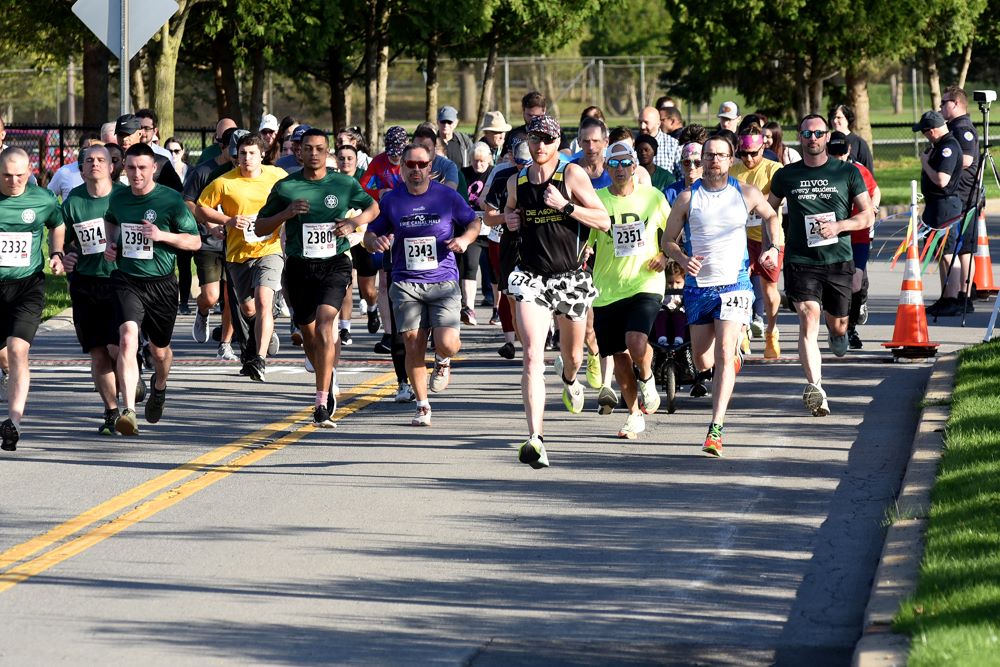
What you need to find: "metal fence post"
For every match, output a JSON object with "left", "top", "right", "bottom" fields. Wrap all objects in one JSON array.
[
  {"left": 911, "top": 66, "right": 919, "bottom": 158},
  {"left": 503, "top": 57, "right": 510, "bottom": 121},
  {"left": 639, "top": 56, "right": 645, "bottom": 106},
  {"left": 598, "top": 59, "right": 605, "bottom": 111}
]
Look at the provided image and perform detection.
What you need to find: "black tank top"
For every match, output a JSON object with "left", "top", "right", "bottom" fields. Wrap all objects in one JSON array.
[{"left": 515, "top": 162, "right": 584, "bottom": 275}]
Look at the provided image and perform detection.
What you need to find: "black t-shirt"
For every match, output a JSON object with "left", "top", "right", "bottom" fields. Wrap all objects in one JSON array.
[
  {"left": 922, "top": 133, "right": 963, "bottom": 200},
  {"left": 462, "top": 165, "right": 492, "bottom": 211},
  {"left": 947, "top": 114, "right": 979, "bottom": 200},
  {"left": 152, "top": 153, "right": 183, "bottom": 192},
  {"left": 845, "top": 133, "right": 874, "bottom": 175}
]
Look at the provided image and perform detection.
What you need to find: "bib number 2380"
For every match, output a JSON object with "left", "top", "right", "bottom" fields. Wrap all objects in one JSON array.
[
  {"left": 302, "top": 223, "right": 338, "bottom": 258},
  {"left": 719, "top": 290, "right": 753, "bottom": 323},
  {"left": 404, "top": 236, "right": 438, "bottom": 271}
]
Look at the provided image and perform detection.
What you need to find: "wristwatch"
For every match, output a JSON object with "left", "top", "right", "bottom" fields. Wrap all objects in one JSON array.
[
  {"left": 562, "top": 202, "right": 576, "bottom": 216},
  {"left": 766, "top": 243, "right": 779, "bottom": 252},
  {"left": 49, "top": 251, "right": 64, "bottom": 260}
]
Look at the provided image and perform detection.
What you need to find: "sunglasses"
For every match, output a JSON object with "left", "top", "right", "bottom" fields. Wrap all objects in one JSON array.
[
  {"left": 682, "top": 159, "right": 702, "bottom": 168},
  {"left": 800, "top": 129, "right": 828, "bottom": 139},
  {"left": 169, "top": 148, "right": 183, "bottom": 154},
  {"left": 261, "top": 129, "right": 276, "bottom": 135},
  {"left": 736, "top": 149, "right": 762, "bottom": 158},
  {"left": 404, "top": 160, "right": 431, "bottom": 169},
  {"left": 607, "top": 158, "right": 635, "bottom": 168},
  {"left": 528, "top": 134, "right": 558, "bottom": 145}
]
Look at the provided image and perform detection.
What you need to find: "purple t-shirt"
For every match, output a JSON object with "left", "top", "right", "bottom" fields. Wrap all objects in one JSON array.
[{"left": 368, "top": 181, "right": 477, "bottom": 283}]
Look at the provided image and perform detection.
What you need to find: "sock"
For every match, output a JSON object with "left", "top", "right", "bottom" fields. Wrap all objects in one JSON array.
[
  {"left": 331, "top": 369, "right": 338, "bottom": 388},
  {"left": 368, "top": 303, "right": 378, "bottom": 313},
  {"left": 315, "top": 391, "right": 327, "bottom": 407},
  {"left": 435, "top": 354, "right": 450, "bottom": 366},
  {"left": 342, "top": 321, "right": 352, "bottom": 332},
  {"left": 531, "top": 433, "right": 544, "bottom": 442},
  {"left": 417, "top": 399, "right": 430, "bottom": 408}
]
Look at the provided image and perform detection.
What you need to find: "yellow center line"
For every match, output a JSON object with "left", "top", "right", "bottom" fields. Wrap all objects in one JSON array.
[{"left": 0, "top": 371, "right": 397, "bottom": 585}]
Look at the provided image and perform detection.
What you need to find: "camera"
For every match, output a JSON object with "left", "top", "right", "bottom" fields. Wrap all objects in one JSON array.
[{"left": 974, "top": 90, "right": 997, "bottom": 104}]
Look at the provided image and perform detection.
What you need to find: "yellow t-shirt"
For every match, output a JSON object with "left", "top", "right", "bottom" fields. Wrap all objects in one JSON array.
[
  {"left": 731, "top": 158, "right": 783, "bottom": 244},
  {"left": 197, "top": 165, "right": 287, "bottom": 263}
]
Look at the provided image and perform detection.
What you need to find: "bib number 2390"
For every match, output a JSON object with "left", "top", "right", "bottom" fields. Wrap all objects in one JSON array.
[
  {"left": 404, "top": 236, "right": 438, "bottom": 271},
  {"left": 302, "top": 223, "right": 338, "bottom": 258},
  {"left": 804, "top": 212, "right": 838, "bottom": 248},
  {"left": 719, "top": 290, "right": 753, "bottom": 323},
  {"left": 120, "top": 223, "right": 153, "bottom": 260}
]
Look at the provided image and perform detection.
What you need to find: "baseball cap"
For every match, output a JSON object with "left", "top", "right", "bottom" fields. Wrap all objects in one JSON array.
[
  {"left": 259, "top": 114, "right": 279, "bottom": 133},
  {"left": 481, "top": 111, "right": 512, "bottom": 133},
  {"left": 681, "top": 142, "right": 703, "bottom": 161},
  {"left": 437, "top": 106, "right": 458, "bottom": 123},
  {"left": 913, "top": 110, "right": 946, "bottom": 133},
  {"left": 827, "top": 131, "right": 850, "bottom": 156},
  {"left": 526, "top": 114, "right": 561, "bottom": 141},
  {"left": 115, "top": 114, "right": 141, "bottom": 136},
  {"left": 229, "top": 129, "right": 250, "bottom": 157},
  {"left": 512, "top": 138, "right": 532, "bottom": 165},
  {"left": 717, "top": 101, "right": 739, "bottom": 120},
  {"left": 290, "top": 124, "right": 313, "bottom": 142},
  {"left": 384, "top": 126, "right": 408, "bottom": 157},
  {"left": 607, "top": 140, "right": 637, "bottom": 162}
]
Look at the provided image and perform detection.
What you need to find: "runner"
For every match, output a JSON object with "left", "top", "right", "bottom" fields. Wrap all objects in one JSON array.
[
  {"left": 588, "top": 141, "right": 670, "bottom": 439},
  {"left": 0, "top": 147, "right": 65, "bottom": 451},
  {"left": 502, "top": 115, "right": 611, "bottom": 469},
  {"left": 662, "top": 135, "right": 780, "bottom": 456},
  {"left": 195, "top": 132, "right": 288, "bottom": 381},
  {"left": 103, "top": 143, "right": 202, "bottom": 435},
  {"left": 363, "top": 142, "right": 479, "bottom": 426},
  {"left": 767, "top": 115, "right": 873, "bottom": 417},
  {"left": 61, "top": 145, "right": 129, "bottom": 434},
  {"left": 255, "top": 129, "right": 380, "bottom": 427}
]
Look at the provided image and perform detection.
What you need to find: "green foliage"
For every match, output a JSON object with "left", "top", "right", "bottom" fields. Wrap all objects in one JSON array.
[{"left": 580, "top": 0, "right": 666, "bottom": 56}]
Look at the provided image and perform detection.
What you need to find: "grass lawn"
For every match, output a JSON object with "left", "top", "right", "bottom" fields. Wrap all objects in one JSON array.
[
  {"left": 893, "top": 340, "right": 1000, "bottom": 666},
  {"left": 41, "top": 227, "right": 70, "bottom": 322},
  {"left": 874, "top": 157, "right": 1000, "bottom": 206}
]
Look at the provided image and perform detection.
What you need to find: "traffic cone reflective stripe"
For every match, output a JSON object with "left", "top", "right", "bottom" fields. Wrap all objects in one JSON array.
[{"left": 972, "top": 208, "right": 999, "bottom": 295}]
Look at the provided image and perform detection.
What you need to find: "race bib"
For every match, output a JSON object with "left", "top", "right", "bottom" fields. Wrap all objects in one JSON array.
[
  {"left": 505, "top": 267, "right": 545, "bottom": 301},
  {"left": 746, "top": 213, "right": 763, "bottom": 228},
  {"left": 73, "top": 218, "right": 107, "bottom": 255},
  {"left": 0, "top": 232, "right": 31, "bottom": 267},
  {"left": 719, "top": 290, "right": 753, "bottom": 323},
  {"left": 120, "top": 223, "right": 153, "bottom": 260},
  {"left": 612, "top": 221, "right": 647, "bottom": 257},
  {"left": 241, "top": 214, "right": 270, "bottom": 244},
  {"left": 302, "top": 222, "right": 338, "bottom": 258},
  {"left": 804, "top": 212, "right": 838, "bottom": 248},
  {"left": 404, "top": 236, "right": 438, "bottom": 271},
  {"left": 488, "top": 223, "right": 503, "bottom": 243}
]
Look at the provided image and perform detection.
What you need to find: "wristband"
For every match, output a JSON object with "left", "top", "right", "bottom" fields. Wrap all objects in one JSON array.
[{"left": 49, "top": 251, "right": 64, "bottom": 260}]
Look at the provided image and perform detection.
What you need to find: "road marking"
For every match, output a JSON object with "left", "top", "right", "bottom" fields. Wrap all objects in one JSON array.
[{"left": 0, "top": 371, "right": 396, "bottom": 592}]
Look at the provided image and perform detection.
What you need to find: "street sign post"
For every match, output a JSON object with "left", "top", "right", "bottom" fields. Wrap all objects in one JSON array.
[{"left": 71, "top": 0, "right": 178, "bottom": 116}]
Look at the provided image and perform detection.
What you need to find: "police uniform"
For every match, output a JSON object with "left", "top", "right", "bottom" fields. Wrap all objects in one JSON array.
[{"left": 921, "top": 131, "right": 964, "bottom": 238}]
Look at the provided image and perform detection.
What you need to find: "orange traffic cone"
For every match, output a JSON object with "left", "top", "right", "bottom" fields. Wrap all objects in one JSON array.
[
  {"left": 884, "top": 210, "right": 939, "bottom": 359},
  {"left": 972, "top": 207, "right": 999, "bottom": 297}
]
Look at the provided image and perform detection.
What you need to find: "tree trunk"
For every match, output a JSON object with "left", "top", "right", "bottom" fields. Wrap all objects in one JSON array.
[
  {"left": 424, "top": 33, "right": 440, "bottom": 123},
  {"left": 846, "top": 64, "right": 873, "bottom": 154},
  {"left": 328, "top": 50, "right": 349, "bottom": 131},
  {"left": 376, "top": 42, "right": 389, "bottom": 142},
  {"left": 808, "top": 78, "right": 823, "bottom": 117},
  {"left": 474, "top": 36, "right": 499, "bottom": 137},
  {"left": 459, "top": 62, "right": 477, "bottom": 125},
  {"left": 543, "top": 58, "right": 559, "bottom": 119},
  {"left": 82, "top": 40, "right": 109, "bottom": 126},
  {"left": 957, "top": 39, "right": 973, "bottom": 90},
  {"left": 925, "top": 50, "right": 941, "bottom": 111},
  {"left": 151, "top": 0, "right": 200, "bottom": 140},
  {"left": 212, "top": 34, "right": 242, "bottom": 126},
  {"left": 249, "top": 49, "right": 265, "bottom": 130},
  {"left": 364, "top": 0, "right": 389, "bottom": 152},
  {"left": 891, "top": 70, "right": 903, "bottom": 115},
  {"left": 793, "top": 58, "right": 810, "bottom": 120},
  {"left": 130, "top": 52, "right": 148, "bottom": 111}
]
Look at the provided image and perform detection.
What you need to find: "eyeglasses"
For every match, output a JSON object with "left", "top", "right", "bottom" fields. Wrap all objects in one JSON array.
[
  {"left": 703, "top": 153, "right": 731, "bottom": 161},
  {"left": 528, "top": 134, "right": 558, "bottom": 145},
  {"left": 404, "top": 160, "right": 431, "bottom": 169},
  {"left": 169, "top": 148, "right": 183, "bottom": 154},
  {"left": 799, "top": 129, "right": 828, "bottom": 139},
  {"left": 140, "top": 125, "right": 155, "bottom": 131},
  {"left": 607, "top": 158, "right": 635, "bottom": 168},
  {"left": 682, "top": 159, "right": 702, "bottom": 168}
]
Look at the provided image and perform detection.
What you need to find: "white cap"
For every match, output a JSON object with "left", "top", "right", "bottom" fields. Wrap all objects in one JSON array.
[
  {"left": 259, "top": 114, "right": 279, "bottom": 133},
  {"left": 607, "top": 140, "right": 637, "bottom": 161}
]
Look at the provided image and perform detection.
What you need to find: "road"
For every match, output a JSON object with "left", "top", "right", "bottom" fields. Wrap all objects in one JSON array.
[{"left": 1, "top": 214, "right": 996, "bottom": 666}]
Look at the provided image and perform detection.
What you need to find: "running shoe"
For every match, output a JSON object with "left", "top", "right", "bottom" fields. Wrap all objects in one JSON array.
[
  {"left": 803, "top": 382, "right": 830, "bottom": 417},
  {"left": 1, "top": 418, "right": 19, "bottom": 451},
  {"left": 517, "top": 434, "right": 549, "bottom": 469},
  {"left": 750, "top": 316, "right": 765, "bottom": 339},
  {"left": 637, "top": 377, "right": 660, "bottom": 414},
  {"left": 739, "top": 330, "right": 751, "bottom": 355},
  {"left": 327, "top": 386, "right": 337, "bottom": 414},
  {"left": 858, "top": 302, "right": 869, "bottom": 325},
  {"left": 274, "top": 291, "right": 290, "bottom": 317},
  {"left": 339, "top": 328, "right": 353, "bottom": 346},
  {"left": 192, "top": 309, "right": 210, "bottom": 343},
  {"left": 211, "top": 326, "right": 223, "bottom": 342},
  {"left": 702, "top": 423, "right": 724, "bottom": 457},
  {"left": 585, "top": 352, "right": 602, "bottom": 390},
  {"left": 313, "top": 404, "right": 336, "bottom": 428},
  {"left": 135, "top": 373, "right": 147, "bottom": 404},
  {"left": 178, "top": 302, "right": 191, "bottom": 315},
  {"left": 497, "top": 341, "right": 516, "bottom": 359},
  {"left": 115, "top": 409, "right": 139, "bottom": 436},
  {"left": 291, "top": 328, "right": 304, "bottom": 347},
  {"left": 99, "top": 408, "right": 120, "bottom": 436},
  {"left": 394, "top": 382, "right": 416, "bottom": 403},
  {"left": 373, "top": 334, "right": 392, "bottom": 354},
  {"left": 597, "top": 385, "right": 618, "bottom": 415},
  {"left": 367, "top": 309, "right": 381, "bottom": 334},
  {"left": 304, "top": 355, "right": 315, "bottom": 373},
  {"left": 145, "top": 375, "right": 166, "bottom": 424},
  {"left": 734, "top": 337, "right": 746, "bottom": 375},
  {"left": 461, "top": 307, "right": 477, "bottom": 326},
  {"left": 828, "top": 333, "right": 848, "bottom": 357},
  {"left": 429, "top": 362, "right": 451, "bottom": 393},
  {"left": 764, "top": 330, "right": 780, "bottom": 359},
  {"left": 411, "top": 405, "right": 432, "bottom": 426},
  {"left": 267, "top": 332, "right": 280, "bottom": 357},
  {"left": 562, "top": 379, "right": 585, "bottom": 414},
  {"left": 245, "top": 356, "right": 266, "bottom": 382},
  {"left": 489, "top": 309, "right": 501, "bottom": 325},
  {"left": 552, "top": 354, "right": 565, "bottom": 380},
  {"left": 216, "top": 342, "right": 238, "bottom": 361},
  {"left": 618, "top": 413, "right": 646, "bottom": 439},
  {"left": 690, "top": 382, "right": 709, "bottom": 398},
  {"left": 848, "top": 329, "right": 863, "bottom": 350},
  {"left": 0, "top": 370, "right": 7, "bottom": 402}
]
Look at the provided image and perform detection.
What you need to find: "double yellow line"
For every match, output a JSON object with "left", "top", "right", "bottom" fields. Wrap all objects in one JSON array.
[{"left": 0, "top": 371, "right": 397, "bottom": 594}]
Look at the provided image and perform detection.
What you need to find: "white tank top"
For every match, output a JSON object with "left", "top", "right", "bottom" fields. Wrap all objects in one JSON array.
[{"left": 685, "top": 176, "right": 749, "bottom": 287}]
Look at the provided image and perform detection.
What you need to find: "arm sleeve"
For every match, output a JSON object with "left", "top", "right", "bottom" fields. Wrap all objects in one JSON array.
[
  {"left": 172, "top": 197, "right": 200, "bottom": 235},
  {"left": 451, "top": 190, "right": 477, "bottom": 229},
  {"left": 197, "top": 178, "right": 223, "bottom": 210},
  {"left": 43, "top": 193, "right": 62, "bottom": 229},
  {"left": 367, "top": 207, "right": 390, "bottom": 237}
]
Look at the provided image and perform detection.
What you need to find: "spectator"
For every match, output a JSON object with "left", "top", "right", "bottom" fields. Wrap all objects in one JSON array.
[
  {"left": 828, "top": 104, "right": 875, "bottom": 174},
  {"left": 438, "top": 106, "right": 475, "bottom": 168},
  {"left": 164, "top": 137, "right": 188, "bottom": 182},
  {"left": 764, "top": 121, "right": 801, "bottom": 165}
]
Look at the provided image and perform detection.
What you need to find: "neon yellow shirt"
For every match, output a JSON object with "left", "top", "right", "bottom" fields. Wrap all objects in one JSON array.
[
  {"left": 197, "top": 165, "right": 287, "bottom": 263},
  {"left": 731, "top": 158, "right": 783, "bottom": 243},
  {"left": 589, "top": 183, "right": 669, "bottom": 307}
]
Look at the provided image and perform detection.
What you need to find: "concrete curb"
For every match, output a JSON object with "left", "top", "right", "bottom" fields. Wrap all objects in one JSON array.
[
  {"left": 852, "top": 352, "right": 957, "bottom": 667},
  {"left": 37, "top": 306, "right": 75, "bottom": 334}
]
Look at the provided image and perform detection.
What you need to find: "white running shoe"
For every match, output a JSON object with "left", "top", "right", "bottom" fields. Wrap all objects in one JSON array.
[
  {"left": 637, "top": 377, "right": 660, "bottom": 414},
  {"left": 803, "top": 382, "right": 830, "bottom": 417},
  {"left": 562, "top": 379, "right": 585, "bottom": 414},
  {"left": 304, "top": 355, "right": 315, "bottom": 373},
  {"left": 517, "top": 434, "right": 549, "bottom": 469},
  {"left": 411, "top": 405, "right": 432, "bottom": 426},
  {"left": 394, "top": 382, "right": 416, "bottom": 403},
  {"left": 597, "top": 385, "right": 618, "bottom": 415},
  {"left": 215, "top": 342, "right": 238, "bottom": 361},
  {"left": 192, "top": 309, "right": 210, "bottom": 343},
  {"left": 618, "top": 413, "right": 646, "bottom": 439}
]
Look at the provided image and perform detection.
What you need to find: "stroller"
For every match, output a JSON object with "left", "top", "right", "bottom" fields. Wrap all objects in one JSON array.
[{"left": 650, "top": 288, "right": 701, "bottom": 414}]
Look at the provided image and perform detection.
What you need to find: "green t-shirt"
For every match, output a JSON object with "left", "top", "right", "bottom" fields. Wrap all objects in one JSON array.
[
  {"left": 62, "top": 183, "right": 125, "bottom": 278},
  {"left": 650, "top": 166, "right": 676, "bottom": 192},
  {"left": 104, "top": 184, "right": 199, "bottom": 278},
  {"left": 769, "top": 158, "right": 866, "bottom": 266},
  {"left": 258, "top": 170, "right": 374, "bottom": 260},
  {"left": 0, "top": 185, "right": 62, "bottom": 281},
  {"left": 589, "top": 183, "right": 670, "bottom": 307}
]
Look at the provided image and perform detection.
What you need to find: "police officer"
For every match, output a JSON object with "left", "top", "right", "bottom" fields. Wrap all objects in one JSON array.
[{"left": 915, "top": 110, "right": 967, "bottom": 318}]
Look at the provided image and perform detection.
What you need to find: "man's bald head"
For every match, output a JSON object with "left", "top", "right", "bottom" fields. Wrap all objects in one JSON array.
[
  {"left": 638, "top": 106, "right": 660, "bottom": 136},
  {"left": 0, "top": 147, "right": 31, "bottom": 196},
  {"left": 216, "top": 118, "right": 237, "bottom": 138}
]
